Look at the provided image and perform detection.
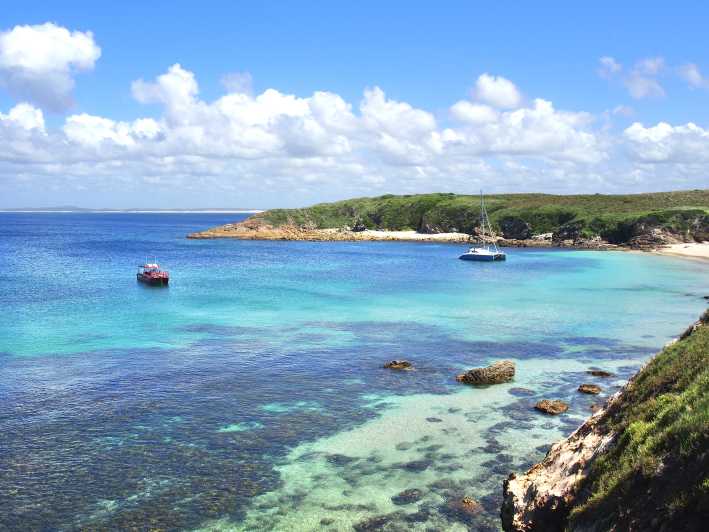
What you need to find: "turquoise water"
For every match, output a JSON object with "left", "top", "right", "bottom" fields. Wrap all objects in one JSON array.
[{"left": 1, "top": 213, "right": 707, "bottom": 530}]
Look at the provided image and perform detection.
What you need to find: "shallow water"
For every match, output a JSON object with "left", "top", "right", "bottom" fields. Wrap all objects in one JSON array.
[{"left": 1, "top": 213, "right": 707, "bottom": 530}]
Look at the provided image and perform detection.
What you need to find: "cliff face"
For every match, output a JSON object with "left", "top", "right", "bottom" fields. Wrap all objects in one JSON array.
[{"left": 502, "top": 310, "right": 709, "bottom": 532}]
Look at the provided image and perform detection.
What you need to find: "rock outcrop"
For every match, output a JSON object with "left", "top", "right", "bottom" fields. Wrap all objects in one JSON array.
[
  {"left": 500, "top": 217, "right": 532, "bottom": 240},
  {"left": 501, "top": 398, "right": 618, "bottom": 531},
  {"left": 384, "top": 360, "right": 412, "bottom": 370},
  {"left": 456, "top": 360, "right": 515, "bottom": 385},
  {"left": 502, "top": 310, "right": 709, "bottom": 531},
  {"left": 586, "top": 369, "right": 613, "bottom": 377},
  {"left": 534, "top": 400, "right": 568, "bottom": 415},
  {"left": 577, "top": 384, "right": 601, "bottom": 394}
]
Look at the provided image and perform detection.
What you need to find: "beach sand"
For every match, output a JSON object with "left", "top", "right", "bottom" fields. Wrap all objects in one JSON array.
[{"left": 654, "top": 242, "right": 709, "bottom": 260}]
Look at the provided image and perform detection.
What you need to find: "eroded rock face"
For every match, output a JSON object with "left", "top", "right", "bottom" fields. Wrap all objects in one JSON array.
[
  {"left": 578, "top": 384, "right": 601, "bottom": 395},
  {"left": 384, "top": 360, "right": 412, "bottom": 370},
  {"left": 456, "top": 360, "right": 515, "bottom": 385},
  {"left": 500, "top": 218, "right": 533, "bottom": 240},
  {"left": 552, "top": 222, "right": 583, "bottom": 244},
  {"left": 534, "top": 400, "right": 568, "bottom": 415},
  {"left": 501, "top": 395, "right": 619, "bottom": 532}
]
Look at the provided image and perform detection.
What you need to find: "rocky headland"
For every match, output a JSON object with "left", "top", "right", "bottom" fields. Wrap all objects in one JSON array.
[
  {"left": 187, "top": 191, "right": 709, "bottom": 254},
  {"left": 501, "top": 309, "right": 709, "bottom": 531}
]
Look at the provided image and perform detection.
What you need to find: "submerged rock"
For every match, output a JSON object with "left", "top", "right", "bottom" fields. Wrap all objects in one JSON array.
[
  {"left": 534, "top": 400, "right": 569, "bottom": 415},
  {"left": 383, "top": 360, "right": 412, "bottom": 370},
  {"left": 391, "top": 488, "right": 424, "bottom": 505},
  {"left": 587, "top": 369, "right": 613, "bottom": 377},
  {"left": 441, "top": 496, "right": 483, "bottom": 523},
  {"left": 578, "top": 384, "right": 602, "bottom": 394},
  {"left": 456, "top": 360, "right": 515, "bottom": 385}
]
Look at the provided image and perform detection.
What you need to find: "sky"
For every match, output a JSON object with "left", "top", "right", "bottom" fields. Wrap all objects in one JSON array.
[{"left": 1, "top": 1, "right": 708, "bottom": 208}]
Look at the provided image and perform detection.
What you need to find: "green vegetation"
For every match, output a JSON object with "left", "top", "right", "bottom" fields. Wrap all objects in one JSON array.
[
  {"left": 569, "top": 310, "right": 709, "bottom": 531},
  {"left": 258, "top": 190, "right": 709, "bottom": 242}
]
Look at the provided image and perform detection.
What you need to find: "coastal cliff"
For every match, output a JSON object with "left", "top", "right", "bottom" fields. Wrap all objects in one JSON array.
[
  {"left": 187, "top": 191, "right": 709, "bottom": 249},
  {"left": 501, "top": 310, "right": 709, "bottom": 531}
]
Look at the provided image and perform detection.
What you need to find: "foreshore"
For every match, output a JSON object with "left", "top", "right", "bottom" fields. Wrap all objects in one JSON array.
[
  {"left": 652, "top": 242, "right": 709, "bottom": 260},
  {"left": 187, "top": 220, "right": 709, "bottom": 259}
]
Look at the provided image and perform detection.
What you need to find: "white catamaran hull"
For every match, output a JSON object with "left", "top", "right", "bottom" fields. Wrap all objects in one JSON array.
[{"left": 459, "top": 249, "right": 506, "bottom": 261}]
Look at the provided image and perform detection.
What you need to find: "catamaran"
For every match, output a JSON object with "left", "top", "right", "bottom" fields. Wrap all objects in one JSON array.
[{"left": 459, "top": 192, "right": 506, "bottom": 262}]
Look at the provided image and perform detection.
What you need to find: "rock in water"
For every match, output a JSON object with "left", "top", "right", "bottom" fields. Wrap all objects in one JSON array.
[
  {"left": 578, "top": 384, "right": 602, "bottom": 394},
  {"left": 587, "top": 369, "right": 613, "bottom": 377},
  {"left": 384, "top": 360, "right": 412, "bottom": 370},
  {"left": 456, "top": 360, "right": 515, "bottom": 385},
  {"left": 534, "top": 399, "right": 569, "bottom": 415},
  {"left": 391, "top": 488, "right": 423, "bottom": 505}
]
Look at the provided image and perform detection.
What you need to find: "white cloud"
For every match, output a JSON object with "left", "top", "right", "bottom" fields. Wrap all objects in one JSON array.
[
  {"left": 678, "top": 63, "right": 709, "bottom": 89},
  {"left": 624, "top": 121, "right": 709, "bottom": 163},
  {"left": 598, "top": 56, "right": 666, "bottom": 99},
  {"left": 0, "top": 22, "right": 100, "bottom": 112},
  {"left": 0, "top": 102, "right": 45, "bottom": 131},
  {"left": 473, "top": 73, "right": 521, "bottom": 109},
  {"left": 3, "top": 63, "right": 709, "bottom": 206},
  {"left": 598, "top": 56, "right": 622, "bottom": 79},
  {"left": 450, "top": 102, "right": 498, "bottom": 124}
]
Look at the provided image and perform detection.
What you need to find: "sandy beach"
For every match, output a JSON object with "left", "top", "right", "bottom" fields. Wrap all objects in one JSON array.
[{"left": 654, "top": 242, "right": 709, "bottom": 260}]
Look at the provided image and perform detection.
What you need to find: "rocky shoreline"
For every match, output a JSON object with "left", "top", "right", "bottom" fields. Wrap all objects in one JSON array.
[
  {"left": 186, "top": 215, "right": 709, "bottom": 255},
  {"left": 186, "top": 220, "right": 623, "bottom": 250},
  {"left": 500, "top": 310, "right": 709, "bottom": 531}
]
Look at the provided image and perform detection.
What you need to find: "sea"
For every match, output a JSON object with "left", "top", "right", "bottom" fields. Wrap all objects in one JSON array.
[{"left": 1, "top": 212, "right": 707, "bottom": 531}]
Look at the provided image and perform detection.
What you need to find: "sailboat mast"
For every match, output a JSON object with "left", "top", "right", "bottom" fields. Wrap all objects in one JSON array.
[{"left": 479, "top": 190, "right": 485, "bottom": 240}]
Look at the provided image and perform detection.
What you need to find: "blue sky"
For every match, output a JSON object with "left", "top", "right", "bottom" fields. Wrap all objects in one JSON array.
[{"left": 1, "top": 1, "right": 708, "bottom": 208}]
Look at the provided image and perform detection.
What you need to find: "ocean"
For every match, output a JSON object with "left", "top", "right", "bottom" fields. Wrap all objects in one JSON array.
[{"left": 1, "top": 213, "right": 707, "bottom": 530}]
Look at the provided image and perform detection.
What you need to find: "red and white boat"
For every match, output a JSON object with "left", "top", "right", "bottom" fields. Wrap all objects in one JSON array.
[{"left": 137, "top": 262, "right": 169, "bottom": 286}]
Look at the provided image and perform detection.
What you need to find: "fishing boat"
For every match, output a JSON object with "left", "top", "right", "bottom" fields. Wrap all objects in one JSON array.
[
  {"left": 137, "top": 261, "right": 170, "bottom": 286},
  {"left": 459, "top": 192, "right": 506, "bottom": 262}
]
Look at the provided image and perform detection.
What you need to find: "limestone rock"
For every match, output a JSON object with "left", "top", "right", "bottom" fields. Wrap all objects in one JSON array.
[
  {"left": 534, "top": 399, "right": 569, "bottom": 415},
  {"left": 578, "top": 384, "right": 602, "bottom": 394},
  {"left": 456, "top": 360, "right": 515, "bottom": 385}
]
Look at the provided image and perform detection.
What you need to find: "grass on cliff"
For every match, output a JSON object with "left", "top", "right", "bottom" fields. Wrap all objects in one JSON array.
[
  {"left": 257, "top": 190, "right": 709, "bottom": 240},
  {"left": 568, "top": 311, "right": 709, "bottom": 530}
]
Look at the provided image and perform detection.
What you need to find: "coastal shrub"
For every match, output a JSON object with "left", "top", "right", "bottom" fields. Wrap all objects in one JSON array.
[
  {"left": 568, "top": 312, "right": 709, "bottom": 531},
  {"left": 258, "top": 191, "right": 709, "bottom": 242}
]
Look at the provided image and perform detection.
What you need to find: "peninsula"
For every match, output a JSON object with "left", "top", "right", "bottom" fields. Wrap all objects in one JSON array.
[{"left": 187, "top": 190, "right": 709, "bottom": 254}]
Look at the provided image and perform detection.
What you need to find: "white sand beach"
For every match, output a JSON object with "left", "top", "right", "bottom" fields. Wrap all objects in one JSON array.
[{"left": 655, "top": 242, "right": 709, "bottom": 260}]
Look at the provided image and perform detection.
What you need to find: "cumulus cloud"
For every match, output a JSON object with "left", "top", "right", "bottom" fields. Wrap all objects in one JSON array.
[
  {"left": 473, "top": 74, "right": 521, "bottom": 108},
  {"left": 0, "top": 22, "right": 100, "bottom": 112},
  {"left": 624, "top": 121, "right": 709, "bottom": 163},
  {"left": 3, "top": 62, "right": 709, "bottom": 205}
]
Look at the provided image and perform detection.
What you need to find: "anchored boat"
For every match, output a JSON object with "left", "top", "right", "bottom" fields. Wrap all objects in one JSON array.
[
  {"left": 459, "top": 192, "right": 506, "bottom": 262},
  {"left": 137, "top": 261, "right": 169, "bottom": 286}
]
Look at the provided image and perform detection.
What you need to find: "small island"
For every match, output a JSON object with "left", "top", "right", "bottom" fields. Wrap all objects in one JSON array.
[{"left": 188, "top": 190, "right": 709, "bottom": 256}]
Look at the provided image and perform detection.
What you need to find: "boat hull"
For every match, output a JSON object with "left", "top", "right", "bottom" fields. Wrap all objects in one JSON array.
[
  {"left": 137, "top": 273, "right": 169, "bottom": 286},
  {"left": 459, "top": 252, "right": 506, "bottom": 261}
]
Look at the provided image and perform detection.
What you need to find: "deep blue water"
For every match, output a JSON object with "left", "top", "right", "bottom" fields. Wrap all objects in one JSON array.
[{"left": 1, "top": 213, "right": 707, "bottom": 530}]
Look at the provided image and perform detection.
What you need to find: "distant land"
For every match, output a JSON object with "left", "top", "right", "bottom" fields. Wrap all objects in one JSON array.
[
  {"left": 0, "top": 206, "right": 263, "bottom": 213},
  {"left": 187, "top": 190, "right": 709, "bottom": 250}
]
